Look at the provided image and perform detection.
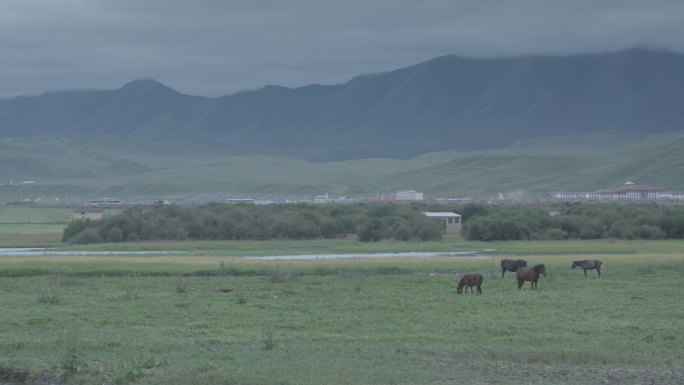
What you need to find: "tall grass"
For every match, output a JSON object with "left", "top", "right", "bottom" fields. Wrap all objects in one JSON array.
[{"left": 0, "top": 254, "right": 682, "bottom": 384}]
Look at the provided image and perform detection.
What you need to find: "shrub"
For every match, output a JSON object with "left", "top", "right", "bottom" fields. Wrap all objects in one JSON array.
[
  {"left": 357, "top": 218, "right": 385, "bottom": 242},
  {"left": 633, "top": 225, "right": 664, "bottom": 240},
  {"left": 68, "top": 228, "right": 103, "bottom": 244},
  {"left": 107, "top": 227, "right": 124, "bottom": 242},
  {"left": 578, "top": 219, "right": 607, "bottom": 239},
  {"left": 176, "top": 276, "right": 188, "bottom": 293},
  {"left": 62, "top": 220, "right": 91, "bottom": 242},
  {"left": 545, "top": 228, "right": 567, "bottom": 240},
  {"left": 38, "top": 288, "right": 60, "bottom": 304}
]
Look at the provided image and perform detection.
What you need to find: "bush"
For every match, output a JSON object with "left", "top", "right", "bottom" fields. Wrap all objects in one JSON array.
[
  {"left": 633, "top": 225, "right": 664, "bottom": 240},
  {"left": 609, "top": 220, "right": 640, "bottom": 239},
  {"left": 106, "top": 227, "right": 124, "bottom": 242},
  {"left": 578, "top": 219, "right": 607, "bottom": 239},
  {"left": 545, "top": 228, "right": 567, "bottom": 240},
  {"left": 357, "top": 218, "right": 385, "bottom": 242},
  {"left": 62, "top": 220, "right": 91, "bottom": 242},
  {"left": 68, "top": 228, "right": 103, "bottom": 244}
]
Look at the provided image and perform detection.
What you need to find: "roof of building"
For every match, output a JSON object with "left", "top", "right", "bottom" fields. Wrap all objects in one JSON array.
[{"left": 423, "top": 212, "right": 461, "bottom": 217}]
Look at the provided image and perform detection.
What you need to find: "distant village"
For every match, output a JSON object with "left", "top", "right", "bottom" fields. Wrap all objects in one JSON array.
[
  {"left": 11, "top": 183, "right": 684, "bottom": 218},
  {"left": 548, "top": 182, "right": 684, "bottom": 201}
]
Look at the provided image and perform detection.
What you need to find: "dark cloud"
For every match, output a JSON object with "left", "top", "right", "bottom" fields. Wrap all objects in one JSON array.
[{"left": 1, "top": 0, "right": 683, "bottom": 97}]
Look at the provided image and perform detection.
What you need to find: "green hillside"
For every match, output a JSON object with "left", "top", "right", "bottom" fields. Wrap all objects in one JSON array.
[
  {"left": 373, "top": 132, "right": 684, "bottom": 197},
  {"left": 3, "top": 49, "right": 684, "bottom": 159},
  {"left": 1, "top": 132, "right": 683, "bottom": 202}
]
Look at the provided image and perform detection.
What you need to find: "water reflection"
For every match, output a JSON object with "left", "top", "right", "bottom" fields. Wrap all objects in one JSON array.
[
  {"left": 0, "top": 248, "right": 180, "bottom": 256},
  {"left": 244, "top": 250, "right": 494, "bottom": 260},
  {"left": 0, "top": 248, "right": 494, "bottom": 260}
]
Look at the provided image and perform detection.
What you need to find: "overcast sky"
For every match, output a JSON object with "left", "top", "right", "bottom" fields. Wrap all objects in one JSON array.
[{"left": 1, "top": 0, "right": 683, "bottom": 98}]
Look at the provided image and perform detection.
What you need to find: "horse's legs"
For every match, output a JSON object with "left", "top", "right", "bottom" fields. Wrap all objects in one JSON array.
[
  {"left": 583, "top": 268, "right": 587, "bottom": 277},
  {"left": 517, "top": 279, "right": 523, "bottom": 290},
  {"left": 502, "top": 268, "right": 506, "bottom": 278},
  {"left": 477, "top": 284, "right": 482, "bottom": 295},
  {"left": 597, "top": 266, "right": 601, "bottom": 277}
]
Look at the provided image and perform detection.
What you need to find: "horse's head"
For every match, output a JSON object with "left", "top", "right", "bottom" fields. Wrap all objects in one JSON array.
[
  {"left": 571, "top": 261, "right": 579, "bottom": 269},
  {"left": 536, "top": 264, "right": 547, "bottom": 277},
  {"left": 456, "top": 286, "right": 463, "bottom": 294}
]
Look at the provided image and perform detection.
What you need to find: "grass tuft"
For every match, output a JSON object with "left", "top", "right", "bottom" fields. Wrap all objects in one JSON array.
[
  {"left": 176, "top": 275, "right": 188, "bottom": 293},
  {"left": 38, "top": 288, "right": 60, "bottom": 305}
]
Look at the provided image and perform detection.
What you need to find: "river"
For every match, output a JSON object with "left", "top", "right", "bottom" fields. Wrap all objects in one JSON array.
[{"left": 0, "top": 248, "right": 494, "bottom": 260}]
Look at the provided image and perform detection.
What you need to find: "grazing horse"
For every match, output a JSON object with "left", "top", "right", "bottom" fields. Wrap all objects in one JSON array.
[
  {"left": 457, "top": 273, "right": 484, "bottom": 295},
  {"left": 500, "top": 259, "right": 528, "bottom": 278},
  {"left": 516, "top": 264, "right": 547, "bottom": 290},
  {"left": 572, "top": 260, "right": 602, "bottom": 277}
]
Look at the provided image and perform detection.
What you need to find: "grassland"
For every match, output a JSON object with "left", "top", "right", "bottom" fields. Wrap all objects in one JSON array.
[
  {"left": 1, "top": 240, "right": 683, "bottom": 384},
  {"left": 3, "top": 131, "right": 684, "bottom": 201},
  {"left": 0, "top": 206, "right": 73, "bottom": 247}
]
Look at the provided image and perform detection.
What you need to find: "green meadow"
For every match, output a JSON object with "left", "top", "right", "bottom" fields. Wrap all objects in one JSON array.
[
  {"left": 1, "top": 240, "right": 683, "bottom": 384},
  {"left": 3, "top": 131, "right": 684, "bottom": 201},
  {"left": 0, "top": 206, "right": 72, "bottom": 247}
]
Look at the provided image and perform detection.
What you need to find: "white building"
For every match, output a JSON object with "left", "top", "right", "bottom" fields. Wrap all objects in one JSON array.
[
  {"left": 423, "top": 211, "right": 462, "bottom": 235},
  {"left": 550, "top": 182, "right": 683, "bottom": 201},
  {"left": 396, "top": 190, "right": 424, "bottom": 201}
]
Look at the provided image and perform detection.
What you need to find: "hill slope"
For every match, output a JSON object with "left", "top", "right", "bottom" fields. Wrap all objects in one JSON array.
[
  {"left": 2, "top": 132, "right": 684, "bottom": 202},
  {"left": 0, "top": 79, "right": 204, "bottom": 137},
  {"left": 2, "top": 49, "right": 684, "bottom": 159}
]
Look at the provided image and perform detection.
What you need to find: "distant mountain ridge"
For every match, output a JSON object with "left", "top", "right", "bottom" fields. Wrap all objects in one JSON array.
[
  {"left": 2, "top": 48, "right": 684, "bottom": 160},
  {"left": 0, "top": 79, "right": 205, "bottom": 137}
]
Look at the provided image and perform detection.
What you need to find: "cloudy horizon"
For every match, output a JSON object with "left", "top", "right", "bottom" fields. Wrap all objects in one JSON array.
[{"left": 2, "top": 0, "right": 684, "bottom": 98}]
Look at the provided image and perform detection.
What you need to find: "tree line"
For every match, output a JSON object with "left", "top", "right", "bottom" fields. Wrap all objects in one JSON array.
[
  {"left": 63, "top": 202, "right": 684, "bottom": 244},
  {"left": 459, "top": 203, "right": 684, "bottom": 241},
  {"left": 62, "top": 203, "right": 443, "bottom": 244}
]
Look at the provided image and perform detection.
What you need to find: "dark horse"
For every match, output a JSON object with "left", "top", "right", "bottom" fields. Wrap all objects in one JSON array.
[
  {"left": 501, "top": 259, "right": 527, "bottom": 278},
  {"left": 457, "top": 273, "right": 483, "bottom": 295},
  {"left": 516, "top": 264, "right": 547, "bottom": 290},
  {"left": 572, "top": 260, "right": 602, "bottom": 277}
]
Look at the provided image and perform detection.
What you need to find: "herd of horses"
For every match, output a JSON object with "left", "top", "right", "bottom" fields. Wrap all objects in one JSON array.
[{"left": 456, "top": 258, "right": 603, "bottom": 295}]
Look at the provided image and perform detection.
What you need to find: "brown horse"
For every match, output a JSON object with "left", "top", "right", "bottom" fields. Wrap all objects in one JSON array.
[
  {"left": 500, "top": 259, "right": 527, "bottom": 278},
  {"left": 457, "top": 273, "right": 483, "bottom": 295},
  {"left": 516, "top": 264, "right": 547, "bottom": 290},
  {"left": 572, "top": 260, "right": 602, "bottom": 277}
]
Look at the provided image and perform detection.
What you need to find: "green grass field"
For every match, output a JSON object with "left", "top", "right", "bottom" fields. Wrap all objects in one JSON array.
[
  {"left": 3, "top": 132, "right": 684, "bottom": 201},
  {"left": 1, "top": 241, "right": 683, "bottom": 384},
  {"left": 0, "top": 206, "right": 73, "bottom": 247}
]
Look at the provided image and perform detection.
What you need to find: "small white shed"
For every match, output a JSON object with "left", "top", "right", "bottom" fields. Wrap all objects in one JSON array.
[{"left": 423, "top": 212, "right": 462, "bottom": 235}]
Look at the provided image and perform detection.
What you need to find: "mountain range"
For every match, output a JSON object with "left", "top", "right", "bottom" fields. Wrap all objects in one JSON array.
[
  {"left": 2, "top": 48, "right": 684, "bottom": 161},
  {"left": 2, "top": 48, "right": 684, "bottom": 201}
]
